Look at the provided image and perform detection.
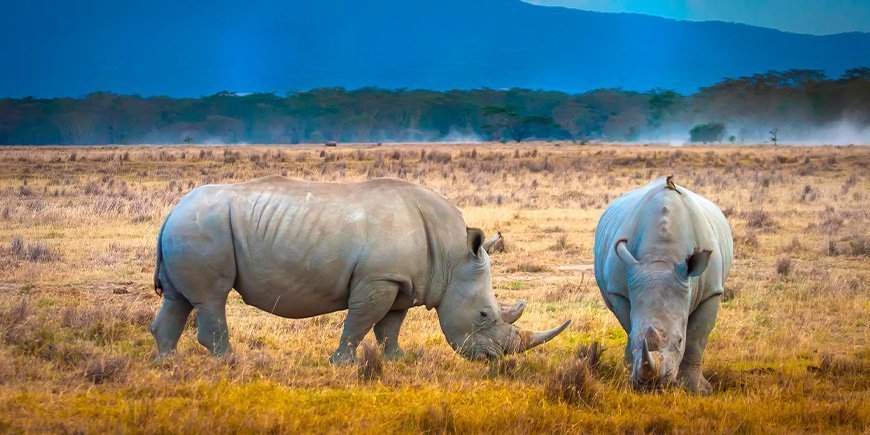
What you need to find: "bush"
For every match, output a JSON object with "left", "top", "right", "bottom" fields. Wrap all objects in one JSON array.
[
  {"left": 84, "top": 353, "right": 127, "bottom": 384},
  {"left": 743, "top": 210, "right": 777, "bottom": 231},
  {"left": 549, "top": 234, "right": 571, "bottom": 251},
  {"left": 546, "top": 358, "right": 600, "bottom": 405},
  {"left": 575, "top": 342, "right": 603, "bottom": 370},
  {"left": 7, "top": 236, "right": 60, "bottom": 262},
  {"left": 808, "top": 353, "right": 868, "bottom": 376},
  {"left": 506, "top": 262, "right": 551, "bottom": 273},
  {"left": 357, "top": 343, "right": 383, "bottom": 383},
  {"left": 689, "top": 122, "right": 726, "bottom": 143},
  {"left": 776, "top": 256, "right": 792, "bottom": 277}
]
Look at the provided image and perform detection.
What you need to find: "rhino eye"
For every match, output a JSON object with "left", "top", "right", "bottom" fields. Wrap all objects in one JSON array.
[{"left": 479, "top": 311, "right": 488, "bottom": 318}]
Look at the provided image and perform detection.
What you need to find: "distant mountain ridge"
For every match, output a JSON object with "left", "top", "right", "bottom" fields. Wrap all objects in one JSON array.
[{"left": 2, "top": 0, "right": 868, "bottom": 97}]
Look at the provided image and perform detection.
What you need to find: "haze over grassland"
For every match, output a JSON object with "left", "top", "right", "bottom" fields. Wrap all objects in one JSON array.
[{"left": 1, "top": 69, "right": 867, "bottom": 145}]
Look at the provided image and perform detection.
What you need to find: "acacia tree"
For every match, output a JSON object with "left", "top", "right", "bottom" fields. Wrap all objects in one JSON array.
[
  {"left": 689, "top": 122, "right": 726, "bottom": 143},
  {"left": 647, "top": 88, "right": 681, "bottom": 129},
  {"left": 482, "top": 106, "right": 559, "bottom": 142}
]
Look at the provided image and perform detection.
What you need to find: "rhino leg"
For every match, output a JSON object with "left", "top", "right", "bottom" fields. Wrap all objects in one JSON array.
[
  {"left": 195, "top": 296, "right": 232, "bottom": 357},
  {"left": 150, "top": 294, "right": 193, "bottom": 360},
  {"left": 374, "top": 309, "right": 408, "bottom": 360},
  {"left": 330, "top": 280, "right": 400, "bottom": 365},
  {"left": 602, "top": 291, "right": 633, "bottom": 364},
  {"left": 678, "top": 295, "right": 720, "bottom": 395}
]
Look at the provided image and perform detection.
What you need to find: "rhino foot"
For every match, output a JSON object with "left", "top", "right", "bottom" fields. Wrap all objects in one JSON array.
[
  {"left": 152, "top": 352, "right": 174, "bottom": 365},
  {"left": 329, "top": 349, "right": 357, "bottom": 365},
  {"left": 678, "top": 367, "right": 712, "bottom": 395},
  {"left": 383, "top": 347, "right": 406, "bottom": 361}
]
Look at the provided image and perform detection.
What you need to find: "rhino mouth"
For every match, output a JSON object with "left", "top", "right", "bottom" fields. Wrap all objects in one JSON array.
[
  {"left": 631, "top": 370, "right": 678, "bottom": 391},
  {"left": 454, "top": 333, "right": 505, "bottom": 361},
  {"left": 460, "top": 341, "right": 504, "bottom": 361},
  {"left": 475, "top": 343, "right": 504, "bottom": 361}
]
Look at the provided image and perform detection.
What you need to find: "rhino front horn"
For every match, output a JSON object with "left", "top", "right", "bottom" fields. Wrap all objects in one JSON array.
[
  {"left": 638, "top": 338, "right": 660, "bottom": 381},
  {"left": 513, "top": 320, "right": 571, "bottom": 353}
]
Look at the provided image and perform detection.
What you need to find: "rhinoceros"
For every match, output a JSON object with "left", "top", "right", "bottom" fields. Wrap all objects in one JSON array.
[
  {"left": 151, "top": 176, "right": 569, "bottom": 363},
  {"left": 593, "top": 177, "right": 733, "bottom": 394}
]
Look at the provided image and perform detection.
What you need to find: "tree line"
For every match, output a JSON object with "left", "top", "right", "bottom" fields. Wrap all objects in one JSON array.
[{"left": 0, "top": 68, "right": 867, "bottom": 145}]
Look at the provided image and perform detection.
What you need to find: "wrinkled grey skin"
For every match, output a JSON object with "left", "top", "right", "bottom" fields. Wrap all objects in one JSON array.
[
  {"left": 593, "top": 177, "right": 733, "bottom": 395},
  {"left": 151, "top": 176, "right": 569, "bottom": 363}
]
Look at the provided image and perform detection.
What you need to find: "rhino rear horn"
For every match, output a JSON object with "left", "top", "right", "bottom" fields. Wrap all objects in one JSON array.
[
  {"left": 615, "top": 239, "right": 639, "bottom": 267},
  {"left": 499, "top": 300, "right": 526, "bottom": 324},
  {"left": 482, "top": 232, "right": 503, "bottom": 253}
]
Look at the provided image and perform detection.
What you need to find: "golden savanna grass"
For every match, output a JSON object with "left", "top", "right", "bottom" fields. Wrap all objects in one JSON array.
[{"left": 0, "top": 143, "right": 868, "bottom": 433}]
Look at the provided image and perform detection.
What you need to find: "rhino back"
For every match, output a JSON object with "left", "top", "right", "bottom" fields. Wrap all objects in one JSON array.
[{"left": 223, "top": 176, "right": 465, "bottom": 317}]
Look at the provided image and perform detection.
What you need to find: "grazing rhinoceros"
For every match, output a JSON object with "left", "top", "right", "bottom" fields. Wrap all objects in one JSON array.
[
  {"left": 593, "top": 177, "right": 733, "bottom": 394},
  {"left": 151, "top": 176, "right": 569, "bottom": 363}
]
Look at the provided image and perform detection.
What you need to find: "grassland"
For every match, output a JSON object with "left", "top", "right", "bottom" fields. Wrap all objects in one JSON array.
[{"left": 0, "top": 143, "right": 867, "bottom": 433}]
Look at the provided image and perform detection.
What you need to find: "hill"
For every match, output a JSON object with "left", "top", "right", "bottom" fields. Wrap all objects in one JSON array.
[{"left": 2, "top": 0, "right": 869, "bottom": 97}]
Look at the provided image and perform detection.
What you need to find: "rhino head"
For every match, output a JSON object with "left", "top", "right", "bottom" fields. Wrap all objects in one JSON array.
[
  {"left": 614, "top": 239, "right": 711, "bottom": 389},
  {"left": 436, "top": 229, "right": 570, "bottom": 360}
]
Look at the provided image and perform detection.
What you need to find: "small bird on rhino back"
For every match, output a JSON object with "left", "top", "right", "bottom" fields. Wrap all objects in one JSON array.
[
  {"left": 151, "top": 176, "right": 570, "bottom": 364},
  {"left": 593, "top": 176, "right": 733, "bottom": 395}
]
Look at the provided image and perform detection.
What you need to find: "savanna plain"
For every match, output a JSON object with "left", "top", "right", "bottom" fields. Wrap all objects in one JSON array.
[{"left": 0, "top": 143, "right": 867, "bottom": 433}]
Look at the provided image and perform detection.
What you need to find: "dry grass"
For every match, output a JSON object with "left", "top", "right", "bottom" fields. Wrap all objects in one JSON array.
[
  {"left": 358, "top": 343, "right": 384, "bottom": 383},
  {"left": 546, "top": 357, "right": 601, "bottom": 405},
  {"left": 0, "top": 143, "right": 868, "bottom": 432}
]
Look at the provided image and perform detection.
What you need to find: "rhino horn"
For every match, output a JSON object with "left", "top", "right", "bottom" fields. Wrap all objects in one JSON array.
[
  {"left": 482, "top": 232, "right": 503, "bottom": 252},
  {"left": 638, "top": 338, "right": 660, "bottom": 381},
  {"left": 511, "top": 320, "right": 571, "bottom": 353},
  {"left": 615, "top": 238, "right": 639, "bottom": 266},
  {"left": 500, "top": 300, "right": 526, "bottom": 324}
]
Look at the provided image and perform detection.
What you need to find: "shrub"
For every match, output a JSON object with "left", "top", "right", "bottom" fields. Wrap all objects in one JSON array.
[
  {"left": 689, "top": 122, "right": 726, "bottom": 143},
  {"left": 506, "top": 262, "right": 550, "bottom": 273},
  {"left": 0, "top": 299, "right": 30, "bottom": 330},
  {"left": 549, "top": 234, "right": 571, "bottom": 251},
  {"left": 827, "top": 235, "right": 869, "bottom": 257},
  {"left": 84, "top": 353, "right": 127, "bottom": 384},
  {"left": 419, "top": 403, "right": 455, "bottom": 433},
  {"left": 6, "top": 236, "right": 60, "bottom": 262},
  {"left": 546, "top": 358, "right": 600, "bottom": 405},
  {"left": 25, "top": 241, "right": 59, "bottom": 262},
  {"left": 743, "top": 210, "right": 776, "bottom": 231},
  {"left": 357, "top": 343, "right": 383, "bottom": 383},
  {"left": 741, "top": 231, "right": 759, "bottom": 248},
  {"left": 808, "top": 353, "right": 868, "bottom": 376},
  {"left": 776, "top": 257, "right": 792, "bottom": 277},
  {"left": 575, "top": 342, "right": 603, "bottom": 370}
]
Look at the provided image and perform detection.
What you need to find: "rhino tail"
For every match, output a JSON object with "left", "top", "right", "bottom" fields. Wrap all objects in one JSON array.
[{"left": 153, "top": 214, "right": 170, "bottom": 297}]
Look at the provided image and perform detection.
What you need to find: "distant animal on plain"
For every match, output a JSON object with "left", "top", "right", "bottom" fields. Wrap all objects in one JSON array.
[
  {"left": 593, "top": 177, "right": 733, "bottom": 395},
  {"left": 151, "top": 176, "right": 569, "bottom": 363}
]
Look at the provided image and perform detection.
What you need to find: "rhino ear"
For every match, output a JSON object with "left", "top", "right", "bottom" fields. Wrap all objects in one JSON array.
[
  {"left": 685, "top": 249, "right": 712, "bottom": 277},
  {"left": 467, "top": 228, "right": 485, "bottom": 257}
]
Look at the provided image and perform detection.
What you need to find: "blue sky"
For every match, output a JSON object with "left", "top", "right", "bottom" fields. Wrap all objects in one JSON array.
[{"left": 523, "top": 0, "right": 870, "bottom": 35}]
